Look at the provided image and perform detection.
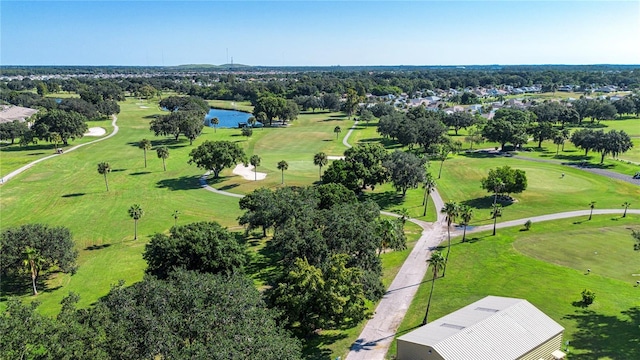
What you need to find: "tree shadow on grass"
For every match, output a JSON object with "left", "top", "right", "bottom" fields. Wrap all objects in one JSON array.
[
  {"left": 85, "top": 244, "right": 112, "bottom": 251},
  {"left": 365, "top": 191, "right": 405, "bottom": 209},
  {"left": 246, "top": 240, "right": 282, "bottom": 286},
  {"left": 126, "top": 138, "right": 187, "bottom": 150},
  {"left": 563, "top": 307, "right": 640, "bottom": 359},
  {"left": 459, "top": 151, "right": 499, "bottom": 159},
  {"left": 359, "top": 137, "right": 403, "bottom": 149},
  {"left": 0, "top": 143, "right": 56, "bottom": 153},
  {"left": 206, "top": 175, "right": 232, "bottom": 186},
  {"left": 156, "top": 175, "right": 202, "bottom": 191},
  {"left": 0, "top": 273, "right": 58, "bottom": 299},
  {"left": 218, "top": 183, "right": 240, "bottom": 191},
  {"left": 303, "top": 331, "right": 348, "bottom": 360},
  {"left": 461, "top": 195, "right": 514, "bottom": 210},
  {"left": 61, "top": 192, "right": 86, "bottom": 198}
]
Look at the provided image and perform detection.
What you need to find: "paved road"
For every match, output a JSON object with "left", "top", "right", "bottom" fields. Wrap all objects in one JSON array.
[{"left": 1, "top": 115, "right": 119, "bottom": 184}]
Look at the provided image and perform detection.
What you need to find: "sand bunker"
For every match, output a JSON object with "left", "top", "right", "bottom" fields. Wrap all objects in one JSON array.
[
  {"left": 85, "top": 127, "right": 106, "bottom": 136},
  {"left": 233, "top": 164, "right": 267, "bottom": 181},
  {"left": 327, "top": 155, "right": 345, "bottom": 160},
  {"left": 139, "top": 106, "right": 149, "bottom": 109}
]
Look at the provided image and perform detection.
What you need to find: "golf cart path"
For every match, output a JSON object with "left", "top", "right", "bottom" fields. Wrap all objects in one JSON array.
[
  {"left": 1, "top": 115, "right": 119, "bottom": 184},
  {"left": 508, "top": 153, "right": 640, "bottom": 186},
  {"left": 343, "top": 120, "right": 359, "bottom": 148},
  {"left": 457, "top": 208, "right": 640, "bottom": 235}
]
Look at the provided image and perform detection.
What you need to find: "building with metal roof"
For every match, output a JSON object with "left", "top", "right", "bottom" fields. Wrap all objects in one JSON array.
[
  {"left": 397, "top": 296, "right": 565, "bottom": 360},
  {"left": 0, "top": 105, "right": 38, "bottom": 124}
]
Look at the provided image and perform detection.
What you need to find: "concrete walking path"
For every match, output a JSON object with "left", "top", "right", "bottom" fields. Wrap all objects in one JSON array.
[
  {"left": 199, "top": 171, "right": 245, "bottom": 198},
  {"left": 343, "top": 120, "right": 359, "bottom": 148},
  {"left": 1, "top": 115, "right": 119, "bottom": 184},
  {"left": 346, "top": 189, "right": 447, "bottom": 360}
]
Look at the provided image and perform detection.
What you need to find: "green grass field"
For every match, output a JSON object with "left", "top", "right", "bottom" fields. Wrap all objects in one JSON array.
[
  {"left": 436, "top": 155, "right": 640, "bottom": 225},
  {"left": 0, "top": 118, "right": 114, "bottom": 177},
  {"left": 205, "top": 110, "right": 354, "bottom": 194},
  {"left": 0, "top": 99, "right": 387, "bottom": 317},
  {"left": 207, "top": 99, "right": 254, "bottom": 113},
  {"left": 388, "top": 215, "right": 640, "bottom": 359}
]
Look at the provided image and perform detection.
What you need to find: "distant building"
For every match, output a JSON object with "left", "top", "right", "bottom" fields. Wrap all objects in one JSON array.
[
  {"left": 468, "top": 104, "right": 483, "bottom": 113},
  {"left": 397, "top": 296, "right": 565, "bottom": 360}
]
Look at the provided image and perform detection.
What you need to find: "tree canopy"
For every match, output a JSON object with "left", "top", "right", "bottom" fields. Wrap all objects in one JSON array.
[
  {"left": 269, "top": 254, "right": 370, "bottom": 335},
  {"left": 188, "top": 140, "right": 246, "bottom": 178},
  {"left": 33, "top": 109, "right": 88, "bottom": 145},
  {"left": 481, "top": 108, "right": 533, "bottom": 150},
  {"left": 0, "top": 271, "right": 302, "bottom": 359},
  {"left": 0, "top": 224, "right": 78, "bottom": 294},
  {"left": 481, "top": 165, "right": 528, "bottom": 198},
  {"left": 384, "top": 151, "right": 427, "bottom": 196},
  {"left": 143, "top": 221, "right": 246, "bottom": 279}
]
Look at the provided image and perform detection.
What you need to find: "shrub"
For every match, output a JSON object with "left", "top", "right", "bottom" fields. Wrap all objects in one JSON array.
[
  {"left": 581, "top": 289, "right": 596, "bottom": 305},
  {"left": 523, "top": 220, "right": 532, "bottom": 231}
]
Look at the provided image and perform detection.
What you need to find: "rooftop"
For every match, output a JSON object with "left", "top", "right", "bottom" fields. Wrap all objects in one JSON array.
[
  {"left": 0, "top": 105, "right": 38, "bottom": 124},
  {"left": 398, "top": 296, "right": 564, "bottom": 359}
]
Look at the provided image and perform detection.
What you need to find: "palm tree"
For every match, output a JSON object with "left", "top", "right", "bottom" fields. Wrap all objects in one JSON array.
[
  {"left": 588, "top": 201, "right": 596, "bottom": 220},
  {"left": 553, "top": 133, "right": 564, "bottom": 156},
  {"left": 23, "top": 246, "right": 44, "bottom": 295},
  {"left": 128, "top": 204, "right": 144, "bottom": 240},
  {"left": 422, "top": 250, "right": 446, "bottom": 325},
  {"left": 97, "top": 162, "right": 111, "bottom": 192},
  {"left": 440, "top": 201, "right": 459, "bottom": 277},
  {"left": 376, "top": 218, "right": 397, "bottom": 257},
  {"left": 172, "top": 210, "right": 179, "bottom": 227},
  {"left": 491, "top": 203, "right": 503, "bottom": 236},
  {"left": 156, "top": 146, "right": 169, "bottom": 171},
  {"left": 622, "top": 202, "right": 631, "bottom": 218},
  {"left": 50, "top": 132, "right": 62, "bottom": 151},
  {"left": 138, "top": 139, "right": 152, "bottom": 168},
  {"left": 211, "top": 117, "right": 219, "bottom": 133},
  {"left": 492, "top": 181, "right": 504, "bottom": 206},
  {"left": 313, "top": 152, "right": 328, "bottom": 181},
  {"left": 249, "top": 155, "right": 261, "bottom": 181},
  {"left": 398, "top": 208, "right": 410, "bottom": 227},
  {"left": 277, "top": 160, "right": 288, "bottom": 184},
  {"left": 422, "top": 173, "right": 436, "bottom": 217},
  {"left": 334, "top": 126, "right": 342, "bottom": 139},
  {"left": 561, "top": 129, "right": 570, "bottom": 151},
  {"left": 459, "top": 205, "right": 474, "bottom": 242},
  {"left": 437, "top": 145, "right": 451, "bottom": 179}
]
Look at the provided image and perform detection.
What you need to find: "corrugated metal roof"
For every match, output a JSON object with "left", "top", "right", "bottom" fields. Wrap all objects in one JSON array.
[{"left": 397, "top": 296, "right": 564, "bottom": 360}]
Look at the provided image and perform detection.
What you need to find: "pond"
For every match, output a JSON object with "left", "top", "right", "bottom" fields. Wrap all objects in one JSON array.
[{"left": 204, "top": 108, "right": 261, "bottom": 129}]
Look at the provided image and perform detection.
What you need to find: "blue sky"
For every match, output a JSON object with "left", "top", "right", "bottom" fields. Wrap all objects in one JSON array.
[{"left": 1, "top": 1, "right": 639, "bottom": 66}]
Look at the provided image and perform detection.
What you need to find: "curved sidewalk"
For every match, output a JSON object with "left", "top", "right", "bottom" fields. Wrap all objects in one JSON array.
[
  {"left": 199, "top": 171, "right": 245, "bottom": 198},
  {"left": 1, "top": 115, "right": 119, "bottom": 184},
  {"left": 347, "top": 189, "right": 447, "bottom": 360},
  {"left": 343, "top": 120, "right": 359, "bottom": 148}
]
